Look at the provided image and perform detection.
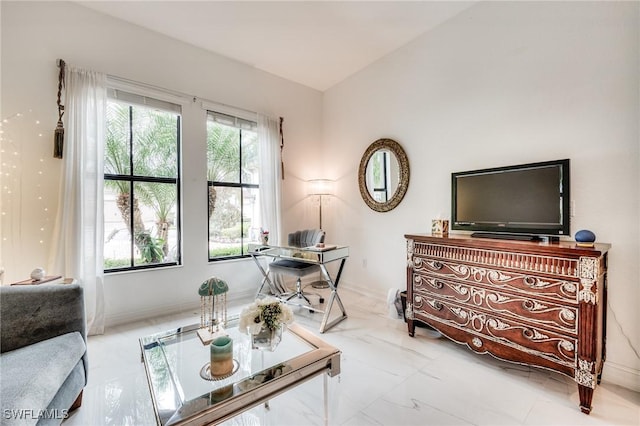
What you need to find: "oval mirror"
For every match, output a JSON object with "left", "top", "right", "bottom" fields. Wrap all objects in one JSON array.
[{"left": 358, "top": 138, "right": 409, "bottom": 212}]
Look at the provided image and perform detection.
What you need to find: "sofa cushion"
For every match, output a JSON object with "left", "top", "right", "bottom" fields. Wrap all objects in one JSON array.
[
  {"left": 0, "top": 332, "right": 86, "bottom": 426},
  {"left": 40, "top": 361, "right": 85, "bottom": 426}
]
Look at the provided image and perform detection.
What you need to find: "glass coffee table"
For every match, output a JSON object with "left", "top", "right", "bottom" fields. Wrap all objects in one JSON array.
[{"left": 139, "top": 318, "right": 341, "bottom": 425}]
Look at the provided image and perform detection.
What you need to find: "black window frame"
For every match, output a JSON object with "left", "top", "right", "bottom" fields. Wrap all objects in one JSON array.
[
  {"left": 104, "top": 100, "right": 182, "bottom": 273},
  {"left": 207, "top": 111, "right": 259, "bottom": 261}
]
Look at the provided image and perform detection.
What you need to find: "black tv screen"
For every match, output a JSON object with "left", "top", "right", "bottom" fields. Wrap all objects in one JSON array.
[{"left": 451, "top": 159, "right": 570, "bottom": 237}]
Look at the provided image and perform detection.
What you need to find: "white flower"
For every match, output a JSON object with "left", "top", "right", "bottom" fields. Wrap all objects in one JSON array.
[
  {"left": 239, "top": 297, "right": 294, "bottom": 335},
  {"left": 280, "top": 303, "right": 294, "bottom": 324},
  {"left": 239, "top": 302, "right": 262, "bottom": 335}
]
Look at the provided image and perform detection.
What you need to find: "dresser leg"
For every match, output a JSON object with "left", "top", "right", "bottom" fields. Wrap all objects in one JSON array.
[
  {"left": 408, "top": 319, "right": 415, "bottom": 337},
  {"left": 578, "top": 384, "right": 593, "bottom": 414}
]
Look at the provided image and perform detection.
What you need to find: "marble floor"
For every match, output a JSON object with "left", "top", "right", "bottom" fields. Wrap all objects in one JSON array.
[{"left": 65, "top": 288, "right": 640, "bottom": 426}]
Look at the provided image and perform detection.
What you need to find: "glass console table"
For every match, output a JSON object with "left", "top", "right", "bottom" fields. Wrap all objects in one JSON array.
[
  {"left": 249, "top": 244, "right": 349, "bottom": 333},
  {"left": 140, "top": 317, "right": 341, "bottom": 425}
]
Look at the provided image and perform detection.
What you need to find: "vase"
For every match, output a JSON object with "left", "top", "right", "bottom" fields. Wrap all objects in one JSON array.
[
  {"left": 261, "top": 235, "right": 269, "bottom": 246},
  {"left": 251, "top": 325, "right": 283, "bottom": 351}
]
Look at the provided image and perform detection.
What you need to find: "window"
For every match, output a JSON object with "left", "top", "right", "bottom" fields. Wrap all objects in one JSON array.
[
  {"left": 104, "top": 90, "right": 181, "bottom": 271},
  {"left": 369, "top": 150, "right": 390, "bottom": 202},
  {"left": 207, "top": 111, "right": 260, "bottom": 260}
]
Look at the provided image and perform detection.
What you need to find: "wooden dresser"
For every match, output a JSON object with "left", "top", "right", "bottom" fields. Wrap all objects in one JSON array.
[{"left": 405, "top": 233, "right": 610, "bottom": 414}]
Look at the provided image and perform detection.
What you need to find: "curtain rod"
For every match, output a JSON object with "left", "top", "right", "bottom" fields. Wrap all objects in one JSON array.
[
  {"left": 56, "top": 58, "right": 279, "bottom": 120},
  {"left": 106, "top": 74, "right": 266, "bottom": 118}
]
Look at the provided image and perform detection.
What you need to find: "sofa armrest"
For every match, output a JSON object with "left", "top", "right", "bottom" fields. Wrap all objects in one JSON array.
[{"left": 0, "top": 284, "right": 86, "bottom": 354}]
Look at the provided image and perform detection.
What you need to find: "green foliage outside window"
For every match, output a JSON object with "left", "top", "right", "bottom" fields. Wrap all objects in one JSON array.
[
  {"left": 104, "top": 101, "right": 180, "bottom": 270},
  {"left": 207, "top": 113, "right": 259, "bottom": 260}
]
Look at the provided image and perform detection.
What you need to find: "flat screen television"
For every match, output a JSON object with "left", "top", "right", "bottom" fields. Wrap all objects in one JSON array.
[{"left": 451, "top": 159, "right": 570, "bottom": 240}]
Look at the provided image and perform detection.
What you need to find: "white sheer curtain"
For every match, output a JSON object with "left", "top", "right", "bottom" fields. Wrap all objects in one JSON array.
[
  {"left": 257, "top": 114, "right": 282, "bottom": 245},
  {"left": 48, "top": 65, "right": 106, "bottom": 335}
]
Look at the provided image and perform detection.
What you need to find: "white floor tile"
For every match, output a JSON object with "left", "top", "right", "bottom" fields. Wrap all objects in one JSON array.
[{"left": 65, "top": 288, "right": 639, "bottom": 426}]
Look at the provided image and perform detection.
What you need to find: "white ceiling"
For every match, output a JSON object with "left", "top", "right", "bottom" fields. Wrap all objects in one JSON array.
[{"left": 78, "top": 1, "right": 476, "bottom": 91}]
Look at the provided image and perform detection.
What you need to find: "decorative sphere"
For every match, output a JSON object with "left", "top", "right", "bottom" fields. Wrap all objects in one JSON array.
[
  {"left": 575, "top": 229, "right": 596, "bottom": 243},
  {"left": 30, "top": 267, "right": 46, "bottom": 281}
]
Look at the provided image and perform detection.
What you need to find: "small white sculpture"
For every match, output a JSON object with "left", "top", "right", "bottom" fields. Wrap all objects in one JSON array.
[{"left": 30, "top": 267, "right": 46, "bottom": 281}]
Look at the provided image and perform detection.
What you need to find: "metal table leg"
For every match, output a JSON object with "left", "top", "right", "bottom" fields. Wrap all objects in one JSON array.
[{"left": 318, "top": 259, "right": 348, "bottom": 333}]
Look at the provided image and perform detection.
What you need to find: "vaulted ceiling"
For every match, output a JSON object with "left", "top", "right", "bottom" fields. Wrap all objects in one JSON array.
[{"left": 78, "top": 1, "right": 476, "bottom": 91}]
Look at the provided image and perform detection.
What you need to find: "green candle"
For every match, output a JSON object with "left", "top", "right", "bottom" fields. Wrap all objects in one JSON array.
[{"left": 210, "top": 336, "right": 233, "bottom": 376}]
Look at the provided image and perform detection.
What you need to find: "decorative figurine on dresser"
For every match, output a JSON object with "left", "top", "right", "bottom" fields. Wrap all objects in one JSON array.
[{"left": 404, "top": 233, "right": 610, "bottom": 414}]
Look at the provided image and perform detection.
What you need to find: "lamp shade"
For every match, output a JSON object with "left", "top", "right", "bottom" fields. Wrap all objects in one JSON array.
[{"left": 307, "top": 179, "right": 334, "bottom": 196}]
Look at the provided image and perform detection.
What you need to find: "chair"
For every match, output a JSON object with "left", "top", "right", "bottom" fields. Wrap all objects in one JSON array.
[{"left": 268, "top": 229, "right": 326, "bottom": 310}]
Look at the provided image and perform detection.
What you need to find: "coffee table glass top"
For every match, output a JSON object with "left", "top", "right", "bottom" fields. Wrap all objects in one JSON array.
[{"left": 140, "top": 317, "right": 340, "bottom": 425}]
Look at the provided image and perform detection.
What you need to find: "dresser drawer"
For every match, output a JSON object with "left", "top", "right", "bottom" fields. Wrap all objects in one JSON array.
[
  {"left": 412, "top": 257, "right": 578, "bottom": 305},
  {"left": 412, "top": 242, "right": 580, "bottom": 278},
  {"left": 412, "top": 272, "right": 578, "bottom": 335},
  {"left": 412, "top": 293, "right": 576, "bottom": 368}
]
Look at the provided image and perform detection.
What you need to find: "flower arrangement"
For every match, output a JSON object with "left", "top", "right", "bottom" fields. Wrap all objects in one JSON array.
[
  {"left": 260, "top": 228, "right": 269, "bottom": 245},
  {"left": 239, "top": 297, "right": 294, "bottom": 335}
]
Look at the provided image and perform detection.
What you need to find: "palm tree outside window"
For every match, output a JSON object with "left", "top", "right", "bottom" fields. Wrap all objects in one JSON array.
[
  {"left": 207, "top": 111, "right": 260, "bottom": 260},
  {"left": 104, "top": 91, "right": 181, "bottom": 271}
]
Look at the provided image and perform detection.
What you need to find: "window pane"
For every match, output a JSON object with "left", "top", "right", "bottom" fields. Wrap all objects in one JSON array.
[
  {"left": 373, "top": 190, "right": 386, "bottom": 203},
  {"left": 207, "top": 121, "right": 240, "bottom": 183},
  {"left": 209, "top": 186, "right": 242, "bottom": 258},
  {"left": 133, "top": 181, "right": 177, "bottom": 266},
  {"left": 105, "top": 102, "right": 131, "bottom": 175},
  {"left": 371, "top": 151, "right": 388, "bottom": 202},
  {"left": 206, "top": 111, "right": 260, "bottom": 261},
  {"left": 104, "top": 183, "right": 132, "bottom": 269},
  {"left": 104, "top": 92, "right": 181, "bottom": 272},
  {"left": 241, "top": 130, "right": 259, "bottom": 185},
  {"left": 132, "top": 107, "right": 179, "bottom": 178},
  {"left": 371, "top": 151, "right": 385, "bottom": 187},
  {"left": 243, "top": 186, "right": 261, "bottom": 243}
]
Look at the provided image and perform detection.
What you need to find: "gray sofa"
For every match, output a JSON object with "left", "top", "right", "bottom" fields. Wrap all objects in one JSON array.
[{"left": 0, "top": 284, "right": 87, "bottom": 425}]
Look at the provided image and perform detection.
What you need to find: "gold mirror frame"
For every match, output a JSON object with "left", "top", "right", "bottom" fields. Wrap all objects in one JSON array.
[{"left": 358, "top": 138, "right": 410, "bottom": 212}]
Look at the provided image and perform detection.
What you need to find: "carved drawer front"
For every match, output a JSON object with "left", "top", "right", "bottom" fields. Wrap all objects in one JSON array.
[
  {"left": 412, "top": 273, "right": 578, "bottom": 335},
  {"left": 412, "top": 242, "right": 580, "bottom": 278},
  {"left": 412, "top": 294, "right": 576, "bottom": 368},
  {"left": 412, "top": 257, "right": 578, "bottom": 305}
]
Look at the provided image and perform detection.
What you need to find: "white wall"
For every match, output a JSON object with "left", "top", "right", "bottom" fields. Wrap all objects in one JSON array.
[
  {"left": 322, "top": 1, "right": 640, "bottom": 391},
  {"left": 0, "top": 2, "right": 323, "bottom": 324},
  {"left": 2, "top": 0, "right": 639, "bottom": 393}
]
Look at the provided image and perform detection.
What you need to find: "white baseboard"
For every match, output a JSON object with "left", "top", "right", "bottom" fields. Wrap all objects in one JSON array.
[
  {"left": 105, "top": 289, "right": 256, "bottom": 327},
  {"left": 602, "top": 361, "right": 640, "bottom": 392}
]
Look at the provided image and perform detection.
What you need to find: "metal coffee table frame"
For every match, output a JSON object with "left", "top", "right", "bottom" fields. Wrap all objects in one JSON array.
[{"left": 140, "top": 320, "right": 341, "bottom": 425}]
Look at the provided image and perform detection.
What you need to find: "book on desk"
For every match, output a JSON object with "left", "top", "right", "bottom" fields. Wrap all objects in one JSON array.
[{"left": 303, "top": 244, "right": 337, "bottom": 252}]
